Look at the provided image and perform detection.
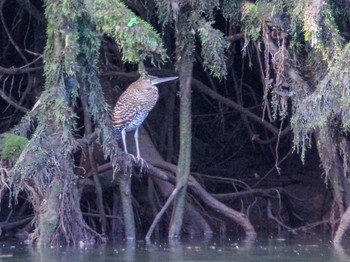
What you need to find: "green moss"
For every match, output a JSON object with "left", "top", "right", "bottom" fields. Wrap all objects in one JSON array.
[
  {"left": 222, "top": 0, "right": 243, "bottom": 24},
  {"left": 198, "top": 21, "right": 227, "bottom": 79},
  {"left": 83, "top": 0, "right": 167, "bottom": 63},
  {"left": 290, "top": 0, "right": 344, "bottom": 64},
  {"left": 241, "top": 2, "right": 260, "bottom": 41},
  {"left": 0, "top": 133, "right": 28, "bottom": 162}
]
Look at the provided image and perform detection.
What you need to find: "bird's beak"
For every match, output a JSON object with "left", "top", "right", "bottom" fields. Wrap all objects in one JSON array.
[{"left": 150, "top": 76, "right": 178, "bottom": 85}]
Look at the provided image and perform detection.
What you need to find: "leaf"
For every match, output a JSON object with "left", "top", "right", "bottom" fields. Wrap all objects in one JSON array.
[{"left": 127, "top": 17, "right": 139, "bottom": 27}]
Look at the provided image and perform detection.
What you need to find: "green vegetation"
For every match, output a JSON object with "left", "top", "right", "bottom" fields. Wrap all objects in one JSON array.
[
  {"left": 2, "top": 0, "right": 350, "bottom": 247},
  {"left": 0, "top": 133, "right": 28, "bottom": 162},
  {"left": 84, "top": 0, "right": 167, "bottom": 63}
]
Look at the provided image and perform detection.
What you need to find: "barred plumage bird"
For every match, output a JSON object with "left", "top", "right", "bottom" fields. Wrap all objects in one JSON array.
[{"left": 113, "top": 76, "right": 178, "bottom": 158}]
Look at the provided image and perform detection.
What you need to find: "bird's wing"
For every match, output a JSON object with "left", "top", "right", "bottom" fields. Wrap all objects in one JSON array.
[{"left": 112, "top": 98, "right": 138, "bottom": 132}]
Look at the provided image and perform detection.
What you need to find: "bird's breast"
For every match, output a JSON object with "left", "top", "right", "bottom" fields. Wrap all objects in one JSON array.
[{"left": 124, "top": 111, "right": 149, "bottom": 131}]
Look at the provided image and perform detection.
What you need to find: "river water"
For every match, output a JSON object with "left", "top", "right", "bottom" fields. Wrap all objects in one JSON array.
[{"left": 1, "top": 234, "right": 350, "bottom": 261}]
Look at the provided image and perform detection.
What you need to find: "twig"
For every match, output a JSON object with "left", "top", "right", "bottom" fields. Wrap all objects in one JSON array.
[
  {"left": 193, "top": 78, "right": 289, "bottom": 136},
  {"left": 252, "top": 148, "right": 292, "bottom": 188},
  {"left": 82, "top": 212, "right": 121, "bottom": 220},
  {"left": 87, "top": 157, "right": 257, "bottom": 240},
  {"left": 15, "top": 0, "right": 46, "bottom": 23},
  {"left": 212, "top": 187, "right": 282, "bottom": 201},
  {"left": 74, "top": 132, "right": 98, "bottom": 153},
  {"left": 0, "top": 65, "right": 43, "bottom": 75},
  {"left": 0, "top": 88, "right": 29, "bottom": 113},
  {"left": 145, "top": 187, "right": 179, "bottom": 242},
  {"left": 274, "top": 119, "right": 284, "bottom": 175},
  {"left": 267, "top": 198, "right": 294, "bottom": 232},
  {"left": 0, "top": 0, "right": 28, "bottom": 63},
  {"left": 226, "top": 32, "right": 245, "bottom": 42},
  {"left": 294, "top": 220, "right": 333, "bottom": 233},
  {"left": 0, "top": 216, "right": 33, "bottom": 229},
  {"left": 0, "top": 53, "right": 42, "bottom": 75}
]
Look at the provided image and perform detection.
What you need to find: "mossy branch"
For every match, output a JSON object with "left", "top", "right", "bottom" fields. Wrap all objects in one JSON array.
[{"left": 83, "top": 0, "right": 167, "bottom": 63}]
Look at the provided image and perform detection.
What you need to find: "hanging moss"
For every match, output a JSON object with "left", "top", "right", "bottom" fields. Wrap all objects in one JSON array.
[
  {"left": 75, "top": 13, "right": 120, "bottom": 165},
  {"left": 156, "top": 1, "right": 228, "bottom": 79},
  {"left": 289, "top": 0, "right": 344, "bottom": 65},
  {"left": 0, "top": 133, "right": 28, "bottom": 162},
  {"left": 191, "top": 0, "right": 220, "bottom": 18},
  {"left": 292, "top": 43, "right": 350, "bottom": 155},
  {"left": 198, "top": 20, "right": 227, "bottom": 79},
  {"left": 221, "top": 0, "right": 243, "bottom": 24},
  {"left": 240, "top": 2, "right": 260, "bottom": 41}
]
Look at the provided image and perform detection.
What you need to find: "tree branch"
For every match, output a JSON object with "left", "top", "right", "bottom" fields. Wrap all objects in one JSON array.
[
  {"left": 0, "top": 0, "right": 28, "bottom": 63},
  {"left": 192, "top": 78, "right": 284, "bottom": 135},
  {"left": 0, "top": 88, "right": 29, "bottom": 113},
  {"left": 15, "top": 0, "right": 46, "bottom": 23},
  {"left": 0, "top": 65, "right": 43, "bottom": 75},
  {"left": 145, "top": 187, "right": 179, "bottom": 242},
  {"left": 212, "top": 187, "right": 283, "bottom": 201}
]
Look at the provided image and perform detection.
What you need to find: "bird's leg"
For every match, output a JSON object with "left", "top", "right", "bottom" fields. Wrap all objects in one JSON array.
[
  {"left": 134, "top": 128, "right": 148, "bottom": 172},
  {"left": 121, "top": 128, "right": 128, "bottom": 154},
  {"left": 121, "top": 128, "right": 137, "bottom": 163},
  {"left": 134, "top": 127, "right": 140, "bottom": 159}
]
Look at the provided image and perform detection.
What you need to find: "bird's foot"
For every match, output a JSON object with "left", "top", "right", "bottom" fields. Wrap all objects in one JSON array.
[
  {"left": 128, "top": 153, "right": 137, "bottom": 163},
  {"left": 119, "top": 152, "right": 134, "bottom": 165},
  {"left": 137, "top": 157, "right": 149, "bottom": 172},
  {"left": 125, "top": 153, "right": 148, "bottom": 173}
]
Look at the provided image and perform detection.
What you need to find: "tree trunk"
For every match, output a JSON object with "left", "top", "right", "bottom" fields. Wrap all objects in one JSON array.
[
  {"left": 118, "top": 172, "right": 135, "bottom": 240},
  {"left": 334, "top": 205, "right": 350, "bottom": 244},
  {"left": 7, "top": 1, "right": 107, "bottom": 245},
  {"left": 37, "top": 177, "right": 59, "bottom": 245},
  {"left": 315, "top": 127, "right": 345, "bottom": 216},
  {"left": 168, "top": 37, "right": 193, "bottom": 237}
]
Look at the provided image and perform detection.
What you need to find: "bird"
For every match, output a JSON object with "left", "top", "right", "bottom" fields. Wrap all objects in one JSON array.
[{"left": 112, "top": 75, "right": 178, "bottom": 159}]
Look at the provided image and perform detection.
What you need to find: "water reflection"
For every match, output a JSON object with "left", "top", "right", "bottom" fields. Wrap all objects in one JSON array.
[
  {"left": 333, "top": 242, "right": 350, "bottom": 262},
  {"left": 2, "top": 234, "right": 350, "bottom": 261},
  {"left": 168, "top": 238, "right": 184, "bottom": 261}
]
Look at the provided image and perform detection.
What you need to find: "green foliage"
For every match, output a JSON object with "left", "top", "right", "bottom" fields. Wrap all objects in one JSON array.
[
  {"left": 83, "top": 0, "right": 167, "bottom": 63},
  {"left": 0, "top": 133, "right": 28, "bottom": 162},
  {"left": 191, "top": 0, "right": 220, "bottom": 18},
  {"left": 74, "top": 12, "right": 120, "bottom": 168},
  {"left": 221, "top": 0, "right": 243, "bottom": 24},
  {"left": 156, "top": 1, "right": 227, "bottom": 79},
  {"left": 175, "top": 10, "right": 196, "bottom": 62},
  {"left": 127, "top": 17, "right": 140, "bottom": 27},
  {"left": 290, "top": 0, "right": 343, "bottom": 64},
  {"left": 240, "top": 1, "right": 289, "bottom": 41},
  {"left": 240, "top": 2, "right": 260, "bottom": 41},
  {"left": 153, "top": 0, "right": 171, "bottom": 25},
  {"left": 156, "top": 0, "right": 221, "bottom": 25},
  {"left": 198, "top": 21, "right": 227, "bottom": 79},
  {"left": 331, "top": 0, "right": 350, "bottom": 23},
  {"left": 292, "top": 43, "right": 350, "bottom": 156},
  {"left": 232, "top": 0, "right": 349, "bottom": 160}
]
